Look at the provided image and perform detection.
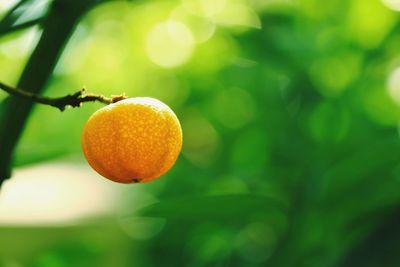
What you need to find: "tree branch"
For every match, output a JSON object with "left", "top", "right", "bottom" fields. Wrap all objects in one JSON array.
[
  {"left": 0, "top": 18, "right": 43, "bottom": 36},
  {"left": 0, "top": 0, "right": 99, "bottom": 186},
  {"left": 0, "top": 81, "right": 126, "bottom": 111}
]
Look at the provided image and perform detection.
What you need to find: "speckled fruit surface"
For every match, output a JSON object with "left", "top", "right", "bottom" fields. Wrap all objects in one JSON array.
[{"left": 81, "top": 97, "right": 182, "bottom": 183}]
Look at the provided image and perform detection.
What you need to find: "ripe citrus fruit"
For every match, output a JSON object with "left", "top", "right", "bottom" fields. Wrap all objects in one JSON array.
[{"left": 81, "top": 97, "right": 182, "bottom": 184}]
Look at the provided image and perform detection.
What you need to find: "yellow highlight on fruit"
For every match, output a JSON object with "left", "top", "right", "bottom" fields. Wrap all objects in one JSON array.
[{"left": 81, "top": 97, "right": 183, "bottom": 184}]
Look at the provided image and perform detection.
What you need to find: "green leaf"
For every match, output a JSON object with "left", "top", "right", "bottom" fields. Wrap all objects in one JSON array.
[
  {"left": 13, "top": 143, "right": 76, "bottom": 167},
  {"left": 133, "top": 194, "right": 287, "bottom": 223}
]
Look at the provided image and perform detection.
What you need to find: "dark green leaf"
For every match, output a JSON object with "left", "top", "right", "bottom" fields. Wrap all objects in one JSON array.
[{"left": 133, "top": 194, "right": 287, "bottom": 223}]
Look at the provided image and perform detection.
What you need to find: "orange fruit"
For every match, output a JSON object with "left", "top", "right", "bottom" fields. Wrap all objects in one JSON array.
[{"left": 81, "top": 97, "right": 182, "bottom": 184}]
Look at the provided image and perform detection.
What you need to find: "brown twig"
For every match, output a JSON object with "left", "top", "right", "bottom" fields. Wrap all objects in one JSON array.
[{"left": 0, "top": 81, "right": 127, "bottom": 111}]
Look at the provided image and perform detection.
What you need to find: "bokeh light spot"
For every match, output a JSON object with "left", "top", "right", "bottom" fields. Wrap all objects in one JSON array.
[
  {"left": 170, "top": 6, "right": 216, "bottom": 43},
  {"left": 382, "top": 0, "right": 400, "bottom": 11},
  {"left": 348, "top": 0, "right": 396, "bottom": 48},
  {"left": 188, "top": 224, "right": 234, "bottom": 263},
  {"left": 215, "top": 2, "right": 261, "bottom": 29},
  {"left": 146, "top": 20, "right": 195, "bottom": 68},
  {"left": 309, "top": 53, "right": 361, "bottom": 97},
  {"left": 363, "top": 86, "right": 400, "bottom": 126},
  {"left": 388, "top": 66, "right": 400, "bottom": 105},
  {"left": 182, "top": 0, "right": 227, "bottom": 18},
  {"left": 182, "top": 109, "right": 220, "bottom": 167},
  {"left": 211, "top": 87, "right": 255, "bottom": 129}
]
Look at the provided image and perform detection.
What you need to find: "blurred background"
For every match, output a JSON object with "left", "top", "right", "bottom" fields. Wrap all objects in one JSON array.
[{"left": 1, "top": 0, "right": 400, "bottom": 266}]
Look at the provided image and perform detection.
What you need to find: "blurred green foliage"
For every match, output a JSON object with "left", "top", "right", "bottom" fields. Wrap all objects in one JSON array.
[{"left": 2, "top": 0, "right": 400, "bottom": 266}]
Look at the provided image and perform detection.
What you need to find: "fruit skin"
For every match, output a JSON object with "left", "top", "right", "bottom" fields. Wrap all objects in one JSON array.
[{"left": 81, "top": 97, "right": 182, "bottom": 184}]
